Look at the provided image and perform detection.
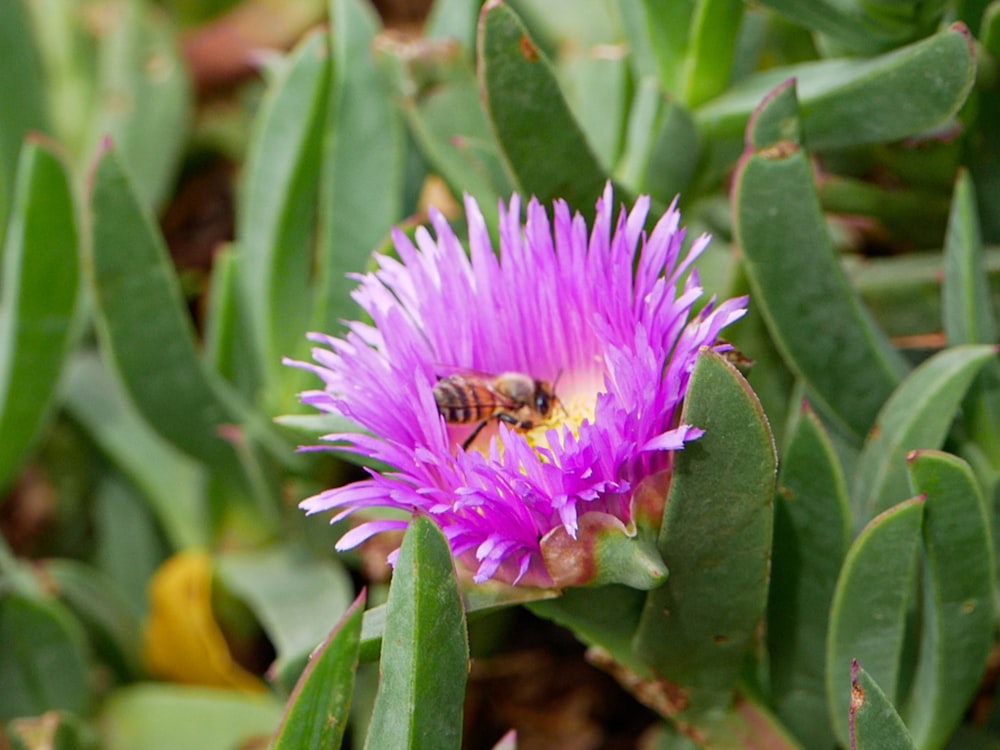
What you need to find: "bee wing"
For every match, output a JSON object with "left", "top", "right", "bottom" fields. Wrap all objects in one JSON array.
[{"left": 433, "top": 364, "right": 501, "bottom": 380}]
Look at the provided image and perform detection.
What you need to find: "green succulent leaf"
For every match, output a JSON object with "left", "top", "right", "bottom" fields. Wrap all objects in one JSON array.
[
  {"left": 0, "top": 594, "right": 93, "bottom": 721},
  {"left": 363, "top": 516, "right": 468, "bottom": 749},
  {"left": 86, "top": 0, "right": 192, "bottom": 209},
  {"left": 851, "top": 248, "right": 1000, "bottom": 339},
  {"left": 632, "top": 350, "right": 776, "bottom": 713},
  {"left": 376, "top": 32, "right": 511, "bottom": 229},
  {"left": 425, "top": 0, "right": 482, "bottom": 47},
  {"left": 63, "top": 353, "right": 205, "bottom": 550},
  {"left": 850, "top": 662, "right": 917, "bottom": 750},
  {"left": 768, "top": 403, "right": 851, "bottom": 750},
  {"left": 477, "top": 0, "right": 612, "bottom": 218},
  {"left": 88, "top": 144, "right": 246, "bottom": 481},
  {"left": 700, "top": 24, "right": 976, "bottom": 179},
  {"left": 91, "top": 475, "right": 168, "bottom": 618},
  {"left": 237, "top": 30, "right": 329, "bottom": 410},
  {"left": 359, "top": 580, "right": 556, "bottom": 664},
  {"left": 528, "top": 585, "right": 649, "bottom": 675},
  {"left": 904, "top": 451, "right": 995, "bottom": 750},
  {"left": 827, "top": 497, "right": 924, "bottom": 749},
  {"left": 42, "top": 558, "right": 143, "bottom": 680},
  {"left": 756, "top": 0, "right": 945, "bottom": 53},
  {"left": 0, "top": 140, "right": 80, "bottom": 494},
  {"left": 617, "top": 79, "right": 700, "bottom": 204},
  {"left": 942, "top": 171, "right": 1000, "bottom": 467},
  {"left": 852, "top": 345, "right": 996, "bottom": 524},
  {"left": 944, "top": 170, "right": 998, "bottom": 346},
  {"left": 271, "top": 591, "right": 366, "bottom": 750},
  {"left": 655, "top": 0, "right": 743, "bottom": 107},
  {"left": 88, "top": 144, "right": 299, "bottom": 492},
  {"left": 314, "top": 0, "right": 405, "bottom": 335},
  {"left": 216, "top": 545, "right": 354, "bottom": 683},
  {"left": 733, "top": 80, "right": 908, "bottom": 442},
  {"left": 98, "top": 684, "right": 283, "bottom": 750},
  {"left": 0, "top": 0, "right": 47, "bottom": 234}
]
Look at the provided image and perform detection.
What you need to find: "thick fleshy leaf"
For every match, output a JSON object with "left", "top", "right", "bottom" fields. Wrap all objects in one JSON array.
[
  {"left": 645, "top": 0, "right": 743, "bottom": 107},
  {"left": 852, "top": 345, "right": 996, "bottom": 523},
  {"left": 216, "top": 546, "right": 354, "bottom": 679},
  {"left": 237, "top": 30, "right": 329, "bottom": 409},
  {"left": 92, "top": 474, "right": 169, "bottom": 618},
  {"left": 271, "top": 591, "right": 366, "bottom": 750},
  {"left": 943, "top": 171, "right": 997, "bottom": 346},
  {"left": 827, "top": 498, "right": 924, "bottom": 749},
  {"left": 477, "top": 0, "right": 611, "bottom": 217},
  {"left": 88, "top": 144, "right": 244, "bottom": 478},
  {"left": 359, "top": 578, "right": 555, "bottom": 663},
  {"left": 818, "top": 174, "right": 951, "bottom": 251},
  {"left": 0, "top": 594, "right": 93, "bottom": 721},
  {"left": 904, "top": 451, "right": 995, "bottom": 749},
  {"left": 88, "top": 144, "right": 296, "bottom": 487},
  {"left": 41, "top": 558, "right": 143, "bottom": 680},
  {"left": 756, "top": 0, "right": 943, "bottom": 52},
  {"left": 616, "top": 79, "right": 700, "bottom": 204},
  {"left": 0, "top": 140, "right": 80, "bottom": 493},
  {"left": 733, "top": 80, "right": 908, "bottom": 442},
  {"left": 768, "top": 404, "right": 851, "bottom": 750},
  {"left": 540, "top": 512, "right": 667, "bottom": 590},
  {"left": 970, "top": 6, "right": 1000, "bottom": 243},
  {"left": 942, "top": 171, "right": 1000, "bottom": 466},
  {"left": 850, "top": 662, "right": 917, "bottom": 750},
  {"left": 528, "top": 585, "right": 649, "bottom": 675},
  {"left": 546, "top": 5, "right": 630, "bottom": 170},
  {"left": 632, "top": 350, "right": 776, "bottom": 711},
  {"left": 375, "top": 32, "right": 510, "bottom": 228},
  {"left": 363, "top": 516, "right": 468, "bottom": 749},
  {"left": 850, "top": 248, "right": 1000, "bottom": 340},
  {"left": 313, "top": 0, "right": 405, "bottom": 335},
  {"left": 0, "top": 0, "right": 46, "bottom": 233},
  {"left": 98, "top": 684, "right": 283, "bottom": 750},
  {"left": 86, "top": 0, "right": 191, "bottom": 209},
  {"left": 424, "top": 0, "right": 481, "bottom": 47},
  {"left": 700, "top": 25, "right": 976, "bottom": 180},
  {"left": 203, "top": 246, "right": 253, "bottom": 395},
  {"left": 63, "top": 353, "right": 205, "bottom": 549}
]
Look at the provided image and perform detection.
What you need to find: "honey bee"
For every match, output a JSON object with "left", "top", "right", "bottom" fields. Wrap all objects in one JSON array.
[{"left": 433, "top": 370, "right": 559, "bottom": 449}]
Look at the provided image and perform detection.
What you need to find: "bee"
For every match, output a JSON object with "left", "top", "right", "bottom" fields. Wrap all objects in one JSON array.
[{"left": 433, "top": 370, "right": 559, "bottom": 449}]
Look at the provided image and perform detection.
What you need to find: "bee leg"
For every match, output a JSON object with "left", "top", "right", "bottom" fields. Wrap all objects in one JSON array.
[
  {"left": 461, "top": 420, "right": 489, "bottom": 451},
  {"left": 497, "top": 413, "right": 534, "bottom": 430}
]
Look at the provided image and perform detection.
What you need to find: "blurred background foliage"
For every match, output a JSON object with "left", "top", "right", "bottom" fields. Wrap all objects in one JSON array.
[{"left": 3, "top": 0, "right": 1000, "bottom": 747}]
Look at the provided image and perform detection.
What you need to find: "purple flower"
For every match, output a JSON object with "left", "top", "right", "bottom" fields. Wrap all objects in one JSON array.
[{"left": 287, "top": 184, "right": 747, "bottom": 586}]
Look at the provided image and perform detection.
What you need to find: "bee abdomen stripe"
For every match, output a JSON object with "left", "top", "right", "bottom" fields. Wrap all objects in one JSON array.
[{"left": 435, "top": 379, "right": 485, "bottom": 423}]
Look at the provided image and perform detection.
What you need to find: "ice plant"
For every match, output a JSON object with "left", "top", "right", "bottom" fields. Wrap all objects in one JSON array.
[{"left": 288, "top": 184, "right": 747, "bottom": 586}]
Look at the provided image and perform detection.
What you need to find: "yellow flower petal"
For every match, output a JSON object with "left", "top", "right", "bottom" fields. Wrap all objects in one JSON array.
[{"left": 143, "top": 550, "right": 265, "bottom": 693}]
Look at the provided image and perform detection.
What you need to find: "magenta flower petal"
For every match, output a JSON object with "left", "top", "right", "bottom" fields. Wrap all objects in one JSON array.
[{"left": 287, "top": 184, "right": 747, "bottom": 585}]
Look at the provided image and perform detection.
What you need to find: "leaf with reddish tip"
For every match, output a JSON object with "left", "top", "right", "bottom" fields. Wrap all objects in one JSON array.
[
  {"left": 850, "top": 662, "right": 916, "bottom": 750},
  {"left": 852, "top": 345, "right": 996, "bottom": 524},
  {"left": 477, "top": 0, "right": 612, "bottom": 218},
  {"left": 541, "top": 511, "right": 667, "bottom": 590},
  {"left": 733, "top": 80, "right": 908, "bottom": 443},
  {"left": 271, "top": 591, "right": 366, "bottom": 750},
  {"left": 827, "top": 498, "right": 924, "bottom": 748}
]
